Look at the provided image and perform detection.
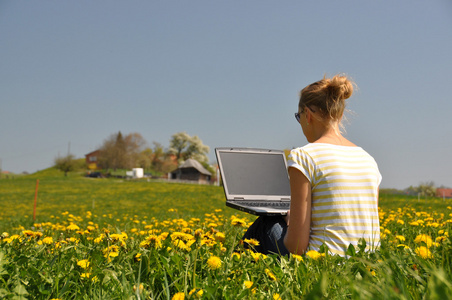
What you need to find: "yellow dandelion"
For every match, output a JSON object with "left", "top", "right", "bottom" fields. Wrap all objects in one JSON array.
[
  {"left": 367, "top": 266, "right": 377, "bottom": 277},
  {"left": 215, "top": 232, "right": 225, "bottom": 242},
  {"left": 244, "top": 280, "right": 253, "bottom": 289},
  {"left": 292, "top": 254, "right": 303, "bottom": 262},
  {"left": 207, "top": 255, "right": 222, "bottom": 270},
  {"left": 429, "top": 222, "right": 440, "bottom": 228},
  {"left": 171, "top": 292, "right": 185, "bottom": 300},
  {"left": 135, "top": 253, "right": 142, "bottom": 262},
  {"left": 415, "top": 246, "right": 433, "bottom": 259},
  {"left": 172, "top": 239, "right": 191, "bottom": 251},
  {"left": 77, "top": 259, "right": 90, "bottom": 269},
  {"left": 232, "top": 252, "right": 241, "bottom": 260},
  {"left": 66, "top": 224, "right": 80, "bottom": 231},
  {"left": 436, "top": 236, "right": 448, "bottom": 243},
  {"left": 22, "top": 230, "right": 35, "bottom": 237},
  {"left": 397, "top": 244, "right": 410, "bottom": 250},
  {"left": 414, "top": 234, "right": 433, "bottom": 248},
  {"left": 133, "top": 283, "right": 144, "bottom": 293},
  {"left": 42, "top": 236, "right": 54, "bottom": 245},
  {"left": 250, "top": 251, "right": 264, "bottom": 261},
  {"left": 395, "top": 235, "right": 406, "bottom": 242},
  {"left": 3, "top": 234, "right": 20, "bottom": 244},
  {"left": 80, "top": 272, "right": 91, "bottom": 278},
  {"left": 244, "top": 280, "right": 256, "bottom": 294},
  {"left": 265, "top": 268, "right": 277, "bottom": 281},
  {"left": 94, "top": 234, "right": 105, "bottom": 243},
  {"left": 231, "top": 218, "right": 247, "bottom": 227},
  {"left": 140, "top": 234, "right": 163, "bottom": 249},
  {"left": 103, "top": 245, "right": 120, "bottom": 258},
  {"left": 273, "top": 293, "right": 282, "bottom": 300},
  {"left": 189, "top": 288, "right": 204, "bottom": 298},
  {"left": 306, "top": 250, "right": 325, "bottom": 260},
  {"left": 244, "top": 238, "right": 260, "bottom": 247}
]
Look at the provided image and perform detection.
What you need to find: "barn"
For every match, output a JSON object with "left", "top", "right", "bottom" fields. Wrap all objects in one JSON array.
[
  {"left": 170, "top": 159, "right": 212, "bottom": 184},
  {"left": 436, "top": 188, "right": 452, "bottom": 198}
]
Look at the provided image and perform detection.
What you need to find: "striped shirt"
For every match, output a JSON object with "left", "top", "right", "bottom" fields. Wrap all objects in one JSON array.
[{"left": 288, "top": 143, "right": 381, "bottom": 257}]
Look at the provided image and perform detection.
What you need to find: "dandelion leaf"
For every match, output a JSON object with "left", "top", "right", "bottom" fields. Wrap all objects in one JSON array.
[{"left": 13, "top": 283, "right": 29, "bottom": 296}]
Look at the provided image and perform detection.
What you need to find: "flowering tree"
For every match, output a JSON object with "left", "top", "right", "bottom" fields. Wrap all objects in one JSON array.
[{"left": 168, "top": 132, "right": 209, "bottom": 164}]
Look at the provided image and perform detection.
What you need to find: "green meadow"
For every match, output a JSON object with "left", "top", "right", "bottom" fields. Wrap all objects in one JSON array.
[{"left": 1, "top": 169, "right": 452, "bottom": 299}]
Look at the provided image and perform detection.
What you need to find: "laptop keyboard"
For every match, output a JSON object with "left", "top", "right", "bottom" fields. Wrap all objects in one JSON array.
[{"left": 240, "top": 201, "right": 290, "bottom": 208}]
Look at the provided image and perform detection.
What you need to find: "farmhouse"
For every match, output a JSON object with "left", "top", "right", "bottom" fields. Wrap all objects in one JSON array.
[
  {"left": 85, "top": 150, "right": 101, "bottom": 170},
  {"left": 436, "top": 188, "right": 452, "bottom": 198},
  {"left": 170, "top": 159, "right": 212, "bottom": 184}
]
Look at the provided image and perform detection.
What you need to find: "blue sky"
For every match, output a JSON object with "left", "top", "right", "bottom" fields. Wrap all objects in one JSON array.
[{"left": 1, "top": 1, "right": 451, "bottom": 189}]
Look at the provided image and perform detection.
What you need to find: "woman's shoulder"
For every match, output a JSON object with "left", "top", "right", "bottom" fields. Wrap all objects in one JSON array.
[
  {"left": 290, "top": 143, "right": 374, "bottom": 160},
  {"left": 289, "top": 143, "right": 327, "bottom": 161},
  {"left": 292, "top": 143, "right": 358, "bottom": 152}
]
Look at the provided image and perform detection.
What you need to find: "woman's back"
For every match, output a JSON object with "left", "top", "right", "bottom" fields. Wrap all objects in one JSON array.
[{"left": 288, "top": 143, "right": 381, "bottom": 256}]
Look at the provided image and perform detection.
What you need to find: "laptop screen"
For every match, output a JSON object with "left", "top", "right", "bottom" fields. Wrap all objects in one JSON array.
[{"left": 217, "top": 149, "right": 290, "bottom": 198}]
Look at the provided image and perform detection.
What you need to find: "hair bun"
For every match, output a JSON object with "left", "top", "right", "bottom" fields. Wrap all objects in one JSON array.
[{"left": 326, "top": 75, "right": 354, "bottom": 101}]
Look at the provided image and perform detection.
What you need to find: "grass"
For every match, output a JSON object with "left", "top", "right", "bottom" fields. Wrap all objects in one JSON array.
[{"left": 1, "top": 169, "right": 452, "bottom": 299}]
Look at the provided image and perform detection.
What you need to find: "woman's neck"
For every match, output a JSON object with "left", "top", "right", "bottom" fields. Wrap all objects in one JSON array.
[{"left": 312, "top": 124, "right": 356, "bottom": 147}]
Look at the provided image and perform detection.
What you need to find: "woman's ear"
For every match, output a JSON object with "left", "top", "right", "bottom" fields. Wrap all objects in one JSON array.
[{"left": 306, "top": 109, "right": 312, "bottom": 125}]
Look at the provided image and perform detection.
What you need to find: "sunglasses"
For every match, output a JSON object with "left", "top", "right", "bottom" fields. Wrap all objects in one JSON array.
[
  {"left": 295, "top": 106, "right": 315, "bottom": 123},
  {"left": 294, "top": 112, "right": 302, "bottom": 123}
]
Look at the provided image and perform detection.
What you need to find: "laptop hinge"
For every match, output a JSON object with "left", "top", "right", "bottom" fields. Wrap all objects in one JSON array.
[
  {"left": 233, "top": 197, "right": 245, "bottom": 200},
  {"left": 281, "top": 198, "right": 290, "bottom": 201}
]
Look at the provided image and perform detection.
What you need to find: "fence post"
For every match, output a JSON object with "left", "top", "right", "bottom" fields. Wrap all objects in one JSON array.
[{"left": 33, "top": 179, "right": 39, "bottom": 222}]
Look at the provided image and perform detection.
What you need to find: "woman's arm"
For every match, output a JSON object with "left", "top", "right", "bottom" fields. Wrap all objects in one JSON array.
[{"left": 283, "top": 167, "right": 312, "bottom": 255}]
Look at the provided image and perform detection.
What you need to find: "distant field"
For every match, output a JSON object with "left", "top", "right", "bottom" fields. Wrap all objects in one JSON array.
[
  {"left": 0, "top": 169, "right": 244, "bottom": 228},
  {"left": 1, "top": 169, "right": 452, "bottom": 299}
]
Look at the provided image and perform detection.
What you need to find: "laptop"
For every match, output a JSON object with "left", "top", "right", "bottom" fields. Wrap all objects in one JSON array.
[{"left": 215, "top": 147, "right": 291, "bottom": 216}]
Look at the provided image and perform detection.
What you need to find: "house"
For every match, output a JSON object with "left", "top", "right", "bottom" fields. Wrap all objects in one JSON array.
[
  {"left": 436, "top": 188, "right": 452, "bottom": 198},
  {"left": 170, "top": 159, "right": 212, "bottom": 184},
  {"left": 85, "top": 150, "right": 101, "bottom": 170}
]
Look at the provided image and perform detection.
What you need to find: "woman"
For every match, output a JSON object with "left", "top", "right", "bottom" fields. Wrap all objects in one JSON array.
[{"left": 242, "top": 74, "right": 381, "bottom": 257}]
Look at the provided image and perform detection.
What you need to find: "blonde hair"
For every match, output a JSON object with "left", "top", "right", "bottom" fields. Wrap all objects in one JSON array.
[{"left": 299, "top": 74, "right": 354, "bottom": 128}]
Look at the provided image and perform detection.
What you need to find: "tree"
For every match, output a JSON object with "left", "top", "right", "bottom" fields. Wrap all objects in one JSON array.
[
  {"left": 169, "top": 132, "right": 210, "bottom": 164},
  {"left": 405, "top": 181, "right": 436, "bottom": 198},
  {"left": 98, "top": 131, "right": 147, "bottom": 170},
  {"left": 417, "top": 181, "right": 436, "bottom": 198},
  {"left": 149, "top": 142, "right": 166, "bottom": 171},
  {"left": 54, "top": 154, "right": 77, "bottom": 176},
  {"left": 124, "top": 132, "right": 147, "bottom": 168}
]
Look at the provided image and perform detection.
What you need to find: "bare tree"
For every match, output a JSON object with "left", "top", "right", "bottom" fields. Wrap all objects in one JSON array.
[
  {"left": 124, "top": 132, "right": 147, "bottom": 168},
  {"left": 98, "top": 132, "right": 147, "bottom": 170}
]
